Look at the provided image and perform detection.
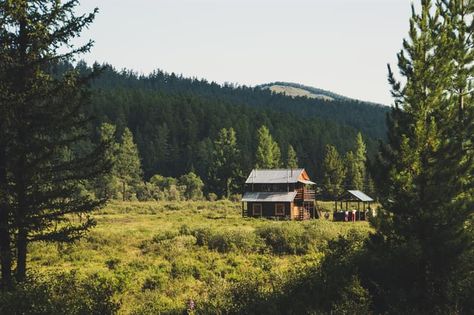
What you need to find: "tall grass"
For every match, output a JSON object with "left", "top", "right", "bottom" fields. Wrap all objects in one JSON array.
[{"left": 26, "top": 200, "right": 371, "bottom": 314}]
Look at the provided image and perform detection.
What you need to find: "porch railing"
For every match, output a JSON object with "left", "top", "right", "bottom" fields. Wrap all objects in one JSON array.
[{"left": 296, "top": 189, "right": 316, "bottom": 200}]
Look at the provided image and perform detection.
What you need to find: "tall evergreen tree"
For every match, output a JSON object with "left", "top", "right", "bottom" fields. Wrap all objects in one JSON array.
[
  {"left": 255, "top": 125, "right": 281, "bottom": 169},
  {"left": 286, "top": 145, "right": 299, "bottom": 169},
  {"left": 0, "top": 0, "right": 110, "bottom": 284},
  {"left": 345, "top": 133, "right": 367, "bottom": 190},
  {"left": 367, "top": 1, "right": 474, "bottom": 313},
  {"left": 345, "top": 151, "right": 364, "bottom": 190},
  {"left": 115, "top": 128, "right": 143, "bottom": 201},
  {"left": 94, "top": 123, "right": 120, "bottom": 200},
  {"left": 354, "top": 132, "right": 367, "bottom": 188},
  {"left": 208, "top": 128, "right": 242, "bottom": 198},
  {"left": 322, "top": 145, "right": 346, "bottom": 199}
]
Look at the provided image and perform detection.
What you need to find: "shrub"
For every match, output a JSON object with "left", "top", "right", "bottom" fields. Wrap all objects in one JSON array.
[
  {"left": 105, "top": 258, "right": 121, "bottom": 270},
  {"left": 207, "top": 193, "right": 218, "bottom": 201},
  {"left": 207, "top": 230, "right": 261, "bottom": 253},
  {"left": 178, "top": 172, "right": 204, "bottom": 200},
  {"left": 188, "top": 227, "right": 263, "bottom": 253},
  {"left": 141, "top": 271, "right": 167, "bottom": 291},
  {"left": 229, "top": 193, "right": 242, "bottom": 202},
  {"left": 179, "top": 224, "right": 191, "bottom": 235},
  {"left": 152, "top": 230, "right": 179, "bottom": 242},
  {"left": 256, "top": 224, "right": 309, "bottom": 255},
  {"left": 0, "top": 271, "right": 121, "bottom": 315},
  {"left": 130, "top": 292, "right": 184, "bottom": 315}
]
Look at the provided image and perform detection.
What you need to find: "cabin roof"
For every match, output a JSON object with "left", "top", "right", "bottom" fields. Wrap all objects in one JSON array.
[
  {"left": 245, "top": 169, "right": 314, "bottom": 184},
  {"left": 346, "top": 190, "right": 374, "bottom": 202},
  {"left": 242, "top": 191, "right": 297, "bottom": 202}
]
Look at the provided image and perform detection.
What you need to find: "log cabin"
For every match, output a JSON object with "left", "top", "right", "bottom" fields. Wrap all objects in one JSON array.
[{"left": 241, "top": 169, "right": 316, "bottom": 220}]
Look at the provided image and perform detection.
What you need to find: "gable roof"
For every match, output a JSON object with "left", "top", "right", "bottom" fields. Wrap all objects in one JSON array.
[
  {"left": 242, "top": 191, "right": 297, "bottom": 202},
  {"left": 347, "top": 190, "right": 374, "bottom": 202},
  {"left": 245, "top": 169, "right": 314, "bottom": 184}
]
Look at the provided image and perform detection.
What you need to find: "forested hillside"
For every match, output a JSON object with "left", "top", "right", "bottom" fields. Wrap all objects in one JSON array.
[{"left": 67, "top": 63, "right": 388, "bottom": 184}]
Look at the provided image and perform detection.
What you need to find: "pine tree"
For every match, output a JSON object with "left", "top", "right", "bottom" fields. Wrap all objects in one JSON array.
[
  {"left": 115, "top": 128, "right": 143, "bottom": 201},
  {"left": 286, "top": 145, "right": 299, "bottom": 169},
  {"left": 208, "top": 128, "right": 242, "bottom": 198},
  {"left": 0, "top": 0, "right": 110, "bottom": 284},
  {"left": 94, "top": 123, "right": 120, "bottom": 200},
  {"left": 322, "top": 145, "right": 346, "bottom": 199},
  {"left": 368, "top": 1, "right": 474, "bottom": 313},
  {"left": 255, "top": 125, "right": 281, "bottom": 169},
  {"left": 344, "top": 133, "right": 366, "bottom": 191},
  {"left": 354, "top": 133, "right": 367, "bottom": 189},
  {"left": 345, "top": 151, "right": 363, "bottom": 190}
]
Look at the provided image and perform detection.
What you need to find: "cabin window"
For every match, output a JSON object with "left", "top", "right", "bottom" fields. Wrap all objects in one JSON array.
[
  {"left": 275, "top": 203, "right": 285, "bottom": 216},
  {"left": 252, "top": 204, "right": 262, "bottom": 216}
]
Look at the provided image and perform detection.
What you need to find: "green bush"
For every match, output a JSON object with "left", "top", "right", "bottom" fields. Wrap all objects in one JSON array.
[
  {"left": 0, "top": 271, "right": 121, "bottom": 315},
  {"left": 141, "top": 270, "right": 167, "bottom": 291},
  {"left": 207, "top": 193, "right": 218, "bottom": 201},
  {"left": 229, "top": 193, "right": 242, "bottom": 202},
  {"left": 256, "top": 224, "right": 309, "bottom": 255},
  {"left": 105, "top": 258, "right": 121, "bottom": 270},
  {"left": 188, "top": 227, "right": 263, "bottom": 253}
]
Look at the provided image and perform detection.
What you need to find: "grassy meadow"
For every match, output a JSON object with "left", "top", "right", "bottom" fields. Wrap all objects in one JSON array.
[{"left": 28, "top": 200, "right": 372, "bottom": 314}]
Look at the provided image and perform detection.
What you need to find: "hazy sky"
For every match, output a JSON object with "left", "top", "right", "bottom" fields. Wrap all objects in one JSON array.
[{"left": 76, "top": 0, "right": 413, "bottom": 105}]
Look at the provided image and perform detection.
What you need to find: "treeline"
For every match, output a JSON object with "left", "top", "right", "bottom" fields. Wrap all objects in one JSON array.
[
  {"left": 80, "top": 62, "right": 389, "bottom": 140},
  {"left": 88, "top": 122, "right": 373, "bottom": 201},
  {"left": 51, "top": 62, "right": 388, "bottom": 187}
]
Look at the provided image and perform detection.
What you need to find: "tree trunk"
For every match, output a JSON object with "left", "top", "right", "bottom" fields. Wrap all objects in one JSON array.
[
  {"left": 226, "top": 178, "right": 231, "bottom": 199},
  {"left": 0, "top": 206, "right": 12, "bottom": 289},
  {"left": 122, "top": 181, "right": 126, "bottom": 201},
  {"left": 15, "top": 228, "right": 28, "bottom": 282},
  {"left": 0, "top": 148, "right": 12, "bottom": 289}
]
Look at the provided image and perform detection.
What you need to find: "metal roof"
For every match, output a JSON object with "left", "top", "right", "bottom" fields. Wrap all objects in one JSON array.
[
  {"left": 347, "top": 190, "right": 374, "bottom": 202},
  {"left": 245, "top": 169, "right": 305, "bottom": 184},
  {"left": 242, "top": 191, "right": 297, "bottom": 202}
]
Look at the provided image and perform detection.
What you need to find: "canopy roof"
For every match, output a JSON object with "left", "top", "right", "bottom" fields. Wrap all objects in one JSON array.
[
  {"left": 345, "top": 190, "right": 374, "bottom": 202},
  {"left": 242, "top": 191, "right": 297, "bottom": 202},
  {"left": 245, "top": 169, "right": 314, "bottom": 184}
]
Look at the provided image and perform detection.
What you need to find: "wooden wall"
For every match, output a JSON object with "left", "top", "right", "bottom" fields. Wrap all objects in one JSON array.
[{"left": 247, "top": 202, "right": 292, "bottom": 219}]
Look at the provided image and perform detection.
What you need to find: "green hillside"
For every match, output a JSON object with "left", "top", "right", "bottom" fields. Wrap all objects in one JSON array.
[{"left": 66, "top": 63, "right": 389, "bottom": 184}]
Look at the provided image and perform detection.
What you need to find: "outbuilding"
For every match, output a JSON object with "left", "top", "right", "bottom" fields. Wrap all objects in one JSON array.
[{"left": 333, "top": 190, "right": 374, "bottom": 221}]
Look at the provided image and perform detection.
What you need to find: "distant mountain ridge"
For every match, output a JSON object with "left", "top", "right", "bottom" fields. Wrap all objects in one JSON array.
[
  {"left": 261, "top": 84, "right": 335, "bottom": 101},
  {"left": 259, "top": 82, "right": 385, "bottom": 106}
]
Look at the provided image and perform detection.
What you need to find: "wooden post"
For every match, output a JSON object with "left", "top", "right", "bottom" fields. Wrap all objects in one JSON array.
[{"left": 357, "top": 201, "right": 360, "bottom": 221}]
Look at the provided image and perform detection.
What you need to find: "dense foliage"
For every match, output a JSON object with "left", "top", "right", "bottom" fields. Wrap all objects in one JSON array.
[
  {"left": 50, "top": 61, "right": 388, "bottom": 188},
  {"left": 0, "top": 200, "right": 371, "bottom": 314},
  {"left": 0, "top": 0, "right": 110, "bottom": 286},
  {"left": 367, "top": 1, "right": 474, "bottom": 313}
]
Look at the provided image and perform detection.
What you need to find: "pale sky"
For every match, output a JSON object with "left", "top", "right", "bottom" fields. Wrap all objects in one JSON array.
[{"left": 76, "top": 0, "right": 413, "bottom": 105}]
